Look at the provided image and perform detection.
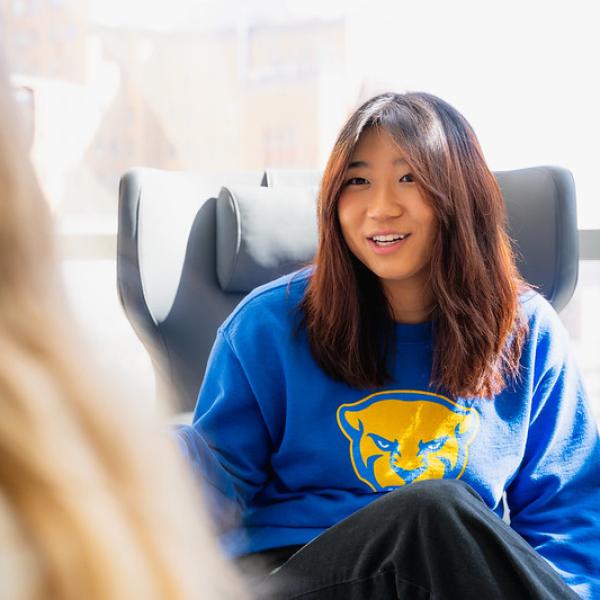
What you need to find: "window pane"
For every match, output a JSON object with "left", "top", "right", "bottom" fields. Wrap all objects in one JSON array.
[
  {"left": 1, "top": 2, "right": 598, "bottom": 417},
  {"left": 1, "top": 0, "right": 598, "bottom": 230},
  {"left": 560, "top": 261, "right": 600, "bottom": 422}
]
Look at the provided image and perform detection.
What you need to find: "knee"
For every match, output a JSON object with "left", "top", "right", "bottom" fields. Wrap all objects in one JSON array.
[{"left": 381, "top": 479, "right": 481, "bottom": 517}]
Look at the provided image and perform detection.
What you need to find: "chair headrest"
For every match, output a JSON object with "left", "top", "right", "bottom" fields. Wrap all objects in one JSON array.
[
  {"left": 215, "top": 166, "right": 578, "bottom": 308},
  {"left": 216, "top": 185, "right": 318, "bottom": 292},
  {"left": 496, "top": 166, "right": 578, "bottom": 312}
]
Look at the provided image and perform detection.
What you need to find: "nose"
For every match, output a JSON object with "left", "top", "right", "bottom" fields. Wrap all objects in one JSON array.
[{"left": 366, "top": 183, "right": 403, "bottom": 220}]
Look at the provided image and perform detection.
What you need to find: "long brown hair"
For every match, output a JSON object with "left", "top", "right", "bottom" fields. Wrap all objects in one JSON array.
[
  {"left": 0, "top": 56, "right": 246, "bottom": 599},
  {"left": 301, "top": 92, "right": 527, "bottom": 399}
]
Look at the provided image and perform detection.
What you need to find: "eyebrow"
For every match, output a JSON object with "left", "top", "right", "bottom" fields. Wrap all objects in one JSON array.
[{"left": 347, "top": 158, "right": 408, "bottom": 169}]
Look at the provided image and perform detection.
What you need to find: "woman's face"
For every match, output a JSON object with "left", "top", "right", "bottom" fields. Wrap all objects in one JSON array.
[{"left": 337, "top": 127, "right": 437, "bottom": 308}]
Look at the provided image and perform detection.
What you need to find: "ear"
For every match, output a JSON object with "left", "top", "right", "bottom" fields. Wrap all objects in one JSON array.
[{"left": 340, "top": 408, "right": 363, "bottom": 434}]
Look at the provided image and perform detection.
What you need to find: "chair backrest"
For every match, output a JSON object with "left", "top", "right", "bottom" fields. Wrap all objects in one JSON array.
[
  {"left": 117, "top": 165, "right": 578, "bottom": 412},
  {"left": 117, "top": 169, "right": 261, "bottom": 409}
]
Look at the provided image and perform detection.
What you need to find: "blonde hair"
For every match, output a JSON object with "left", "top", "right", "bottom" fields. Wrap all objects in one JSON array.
[{"left": 0, "top": 59, "right": 248, "bottom": 599}]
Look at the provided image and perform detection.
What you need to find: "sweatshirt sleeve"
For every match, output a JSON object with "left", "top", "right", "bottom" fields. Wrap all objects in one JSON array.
[
  {"left": 506, "top": 321, "right": 600, "bottom": 599},
  {"left": 176, "top": 328, "right": 273, "bottom": 517}
]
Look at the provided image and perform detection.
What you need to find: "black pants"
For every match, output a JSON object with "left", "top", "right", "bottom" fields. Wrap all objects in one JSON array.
[{"left": 240, "top": 480, "right": 578, "bottom": 599}]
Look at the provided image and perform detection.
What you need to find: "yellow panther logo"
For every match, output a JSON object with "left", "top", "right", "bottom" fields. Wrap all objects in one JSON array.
[{"left": 337, "top": 390, "right": 479, "bottom": 491}]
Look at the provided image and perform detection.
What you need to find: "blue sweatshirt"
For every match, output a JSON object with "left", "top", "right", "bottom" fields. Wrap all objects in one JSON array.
[{"left": 177, "top": 269, "right": 600, "bottom": 599}]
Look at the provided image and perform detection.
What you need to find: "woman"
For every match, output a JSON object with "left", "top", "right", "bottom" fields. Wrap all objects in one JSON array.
[
  {"left": 178, "top": 92, "right": 600, "bottom": 599},
  {"left": 0, "top": 57, "right": 248, "bottom": 598}
]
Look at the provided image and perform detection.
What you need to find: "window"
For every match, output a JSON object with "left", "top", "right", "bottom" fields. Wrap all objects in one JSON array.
[{"left": 2, "top": 0, "right": 598, "bottom": 414}]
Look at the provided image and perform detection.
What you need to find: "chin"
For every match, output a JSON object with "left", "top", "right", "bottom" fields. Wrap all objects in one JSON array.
[{"left": 374, "top": 269, "right": 414, "bottom": 283}]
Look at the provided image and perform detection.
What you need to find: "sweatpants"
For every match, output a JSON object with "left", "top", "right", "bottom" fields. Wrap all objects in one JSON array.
[{"left": 238, "top": 480, "right": 579, "bottom": 599}]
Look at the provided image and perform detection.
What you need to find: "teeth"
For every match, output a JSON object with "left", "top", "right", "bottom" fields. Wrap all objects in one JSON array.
[{"left": 371, "top": 233, "right": 407, "bottom": 242}]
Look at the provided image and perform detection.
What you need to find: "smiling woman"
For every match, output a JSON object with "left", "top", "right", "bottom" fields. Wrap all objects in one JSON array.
[{"left": 178, "top": 92, "right": 600, "bottom": 600}]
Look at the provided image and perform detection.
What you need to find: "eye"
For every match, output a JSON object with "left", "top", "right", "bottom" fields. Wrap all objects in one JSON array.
[
  {"left": 417, "top": 436, "right": 448, "bottom": 455},
  {"left": 368, "top": 433, "right": 395, "bottom": 452},
  {"left": 399, "top": 173, "right": 415, "bottom": 183},
  {"left": 344, "top": 176, "right": 369, "bottom": 186}
]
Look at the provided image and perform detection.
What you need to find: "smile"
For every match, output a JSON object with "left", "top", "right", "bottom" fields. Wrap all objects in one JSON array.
[{"left": 367, "top": 233, "right": 411, "bottom": 253}]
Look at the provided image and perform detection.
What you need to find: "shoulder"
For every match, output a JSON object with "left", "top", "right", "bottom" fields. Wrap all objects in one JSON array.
[
  {"left": 518, "top": 288, "right": 570, "bottom": 371},
  {"left": 219, "top": 267, "right": 312, "bottom": 340},
  {"left": 519, "top": 289, "right": 567, "bottom": 337}
]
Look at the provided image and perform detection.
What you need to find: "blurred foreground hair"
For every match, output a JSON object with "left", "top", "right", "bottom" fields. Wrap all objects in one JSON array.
[{"left": 0, "top": 59, "right": 247, "bottom": 599}]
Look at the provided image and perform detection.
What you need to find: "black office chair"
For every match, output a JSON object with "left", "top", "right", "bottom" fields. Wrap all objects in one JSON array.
[{"left": 117, "top": 166, "right": 578, "bottom": 413}]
